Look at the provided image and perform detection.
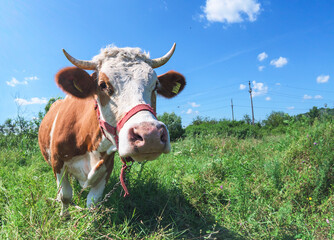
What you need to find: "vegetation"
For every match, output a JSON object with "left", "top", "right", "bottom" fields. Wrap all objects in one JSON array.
[
  {"left": 158, "top": 112, "right": 185, "bottom": 141},
  {"left": 0, "top": 105, "right": 333, "bottom": 239}
]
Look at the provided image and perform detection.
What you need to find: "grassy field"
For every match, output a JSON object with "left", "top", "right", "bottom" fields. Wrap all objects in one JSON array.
[{"left": 0, "top": 119, "right": 333, "bottom": 239}]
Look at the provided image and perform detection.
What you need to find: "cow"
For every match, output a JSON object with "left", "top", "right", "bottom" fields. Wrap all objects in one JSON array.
[{"left": 38, "top": 43, "right": 185, "bottom": 217}]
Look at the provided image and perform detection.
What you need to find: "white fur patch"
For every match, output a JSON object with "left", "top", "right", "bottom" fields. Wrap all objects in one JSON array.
[
  {"left": 61, "top": 151, "right": 111, "bottom": 208},
  {"left": 49, "top": 112, "right": 59, "bottom": 163},
  {"left": 64, "top": 151, "right": 108, "bottom": 188},
  {"left": 85, "top": 159, "right": 107, "bottom": 188},
  {"left": 97, "top": 135, "right": 117, "bottom": 154}
]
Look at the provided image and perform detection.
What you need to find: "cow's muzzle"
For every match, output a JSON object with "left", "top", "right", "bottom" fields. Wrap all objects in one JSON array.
[{"left": 129, "top": 122, "right": 168, "bottom": 152}]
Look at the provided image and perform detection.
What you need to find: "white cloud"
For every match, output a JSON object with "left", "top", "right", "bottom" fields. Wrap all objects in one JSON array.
[
  {"left": 201, "top": 0, "right": 261, "bottom": 24},
  {"left": 15, "top": 97, "right": 48, "bottom": 106},
  {"left": 275, "top": 83, "right": 281, "bottom": 86},
  {"left": 186, "top": 108, "right": 199, "bottom": 115},
  {"left": 265, "top": 96, "right": 271, "bottom": 101},
  {"left": 189, "top": 102, "right": 200, "bottom": 107},
  {"left": 240, "top": 84, "right": 246, "bottom": 90},
  {"left": 302, "top": 94, "right": 323, "bottom": 100},
  {"left": 316, "top": 75, "right": 330, "bottom": 84},
  {"left": 258, "top": 66, "right": 265, "bottom": 71},
  {"left": 7, "top": 75, "right": 39, "bottom": 87},
  {"left": 252, "top": 81, "right": 268, "bottom": 97},
  {"left": 24, "top": 76, "right": 39, "bottom": 81},
  {"left": 287, "top": 106, "right": 295, "bottom": 110},
  {"left": 257, "top": 52, "right": 268, "bottom": 61},
  {"left": 303, "top": 94, "right": 312, "bottom": 100},
  {"left": 6, "top": 77, "right": 28, "bottom": 87},
  {"left": 270, "top": 57, "right": 288, "bottom": 68},
  {"left": 186, "top": 108, "right": 193, "bottom": 114},
  {"left": 161, "top": 0, "right": 168, "bottom": 10}
]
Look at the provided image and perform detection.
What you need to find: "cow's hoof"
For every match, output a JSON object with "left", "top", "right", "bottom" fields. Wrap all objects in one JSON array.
[
  {"left": 60, "top": 210, "right": 71, "bottom": 220},
  {"left": 60, "top": 205, "right": 71, "bottom": 220}
]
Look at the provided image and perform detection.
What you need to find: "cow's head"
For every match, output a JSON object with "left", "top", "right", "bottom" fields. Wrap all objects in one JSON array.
[{"left": 55, "top": 44, "right": 185, "bottom": 162}]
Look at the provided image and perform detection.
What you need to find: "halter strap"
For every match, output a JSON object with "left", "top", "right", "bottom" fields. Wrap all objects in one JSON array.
[{"left": 117, "top": 104, "right": 157, "bottom": 133}]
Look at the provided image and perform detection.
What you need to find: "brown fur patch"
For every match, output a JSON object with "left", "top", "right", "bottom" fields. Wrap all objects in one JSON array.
[
  {"left": 157, "top": 71, "right": 186, "bottom": 98},
  {"left": 55, "top": 67, "right": 96, "bottom": 98},
  {"left": 99, "top": 72, "right": 115, "bottom": 96},
  {"left": 100, "top": 152, "right": 115, "bottom": 183},
  {"left": 97, "top": 89, "right": 110, "bottom": 107},
  {"left": 99, "top": 72, "right": 109, "bottom": 83},
  {"left": 38, "top": 99, "right": 63, "bottom": 168},
  {"left": 91, "top": 72, "right": 98, "bottom": 81},
  {"left": 39, "top": 96, "right": 102, "bottom": 175},
  {"left": 94, "top": 159, "right": 105, "bottom": 171},
  {"left": 97, "top": 72, "right": 115, "bottom": 106}
]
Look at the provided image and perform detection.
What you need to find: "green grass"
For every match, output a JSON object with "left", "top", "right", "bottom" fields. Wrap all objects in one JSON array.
[{"left": 0, "top": 119, "right": 333, "bottom": 239}]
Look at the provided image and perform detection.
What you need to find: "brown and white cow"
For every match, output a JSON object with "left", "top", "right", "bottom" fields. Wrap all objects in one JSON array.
[{"left": 38, "top": 44, "right": 185, "bottom": 216}]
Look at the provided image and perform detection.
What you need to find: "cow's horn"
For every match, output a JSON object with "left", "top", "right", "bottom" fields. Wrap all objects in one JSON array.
[
  {"left": 62, "top": 49, "right": 97, "bottom": 70},
  {"left": 151, "top": 43, "right": 176, "bottom": 69}
]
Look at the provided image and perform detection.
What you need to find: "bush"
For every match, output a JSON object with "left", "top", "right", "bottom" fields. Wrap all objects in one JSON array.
[
  {"left": 263, "top": 111, "right": 290, "bottom": 129},
  {"left": 158, "top": 112, "right": 184, "bottom": 141},
  {"left": 185, "top": 119, "right": 263, "bottom": 139}
]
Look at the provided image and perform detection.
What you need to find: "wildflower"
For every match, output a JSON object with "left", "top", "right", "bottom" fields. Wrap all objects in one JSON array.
[
  {"left": 314, "top": 142, "right": 317, "bottom": 145},
  {"left": 308, "top": 197, "right": 312, "bottom": 201},
  {"left": 326, "top": 219, "right": 330, "bottom": 224},
  {"left": 210, "top": 154, "right": 213, "bottom": 157},
  {"left": 220, "top": 185, "right": 223, "bottom": 190}
]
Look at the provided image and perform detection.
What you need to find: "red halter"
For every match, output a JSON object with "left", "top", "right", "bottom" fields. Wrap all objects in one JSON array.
[{"left": 94, "top": 100, "right": 157, "bottom": 197}]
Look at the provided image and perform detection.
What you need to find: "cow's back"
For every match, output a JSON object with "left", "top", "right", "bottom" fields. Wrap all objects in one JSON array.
[{"left": 38, "top": 96, "right": 101, "bottom": 175}]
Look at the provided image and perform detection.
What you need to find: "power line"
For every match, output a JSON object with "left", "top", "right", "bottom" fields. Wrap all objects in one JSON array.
[
  {"left": 178, "top": 81, "right": 247, "bottom": 98},
  {"left": 280, "top": 84, "right": 334, "bottom": 94},
  {"left": 234, "top": 104, "right": 310, "bottom": 111}
]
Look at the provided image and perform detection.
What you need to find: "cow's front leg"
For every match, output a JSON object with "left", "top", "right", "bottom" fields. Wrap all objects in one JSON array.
[
  {"left": 85, "top": 153, "right": 115, "bottom": 208},
  {"left": 87, "top": 180, "right": 106, "bottom": 207},
  {"left": 56, "top": 167, "right": 72, "bottom": 218}
]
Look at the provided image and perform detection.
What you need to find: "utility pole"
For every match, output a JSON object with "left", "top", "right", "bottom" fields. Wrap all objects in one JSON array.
[
  {"left": 248, "top": 81, "right": 255, "bottom": 125},
  {"left": 231, "top": 99, "right": 234, "bottom": 121}
]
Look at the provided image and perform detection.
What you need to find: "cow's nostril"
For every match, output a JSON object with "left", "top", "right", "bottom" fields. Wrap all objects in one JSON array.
[
  {"left": 159, "top": 128, "right": 168, "bottom": 143},
  {"left": 134, "top": 133, "right": 143, "bottom": 141},
  {"left": 129, "top": 128, "right": 143, "bottom": 142},
  {"left": 160, "top": 133, "right": 166, "bottom": 143}
]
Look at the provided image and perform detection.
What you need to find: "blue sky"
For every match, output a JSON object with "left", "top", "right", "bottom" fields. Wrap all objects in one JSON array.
[{"left": 1, "top": 0, "right": 333, "bottom": 126}]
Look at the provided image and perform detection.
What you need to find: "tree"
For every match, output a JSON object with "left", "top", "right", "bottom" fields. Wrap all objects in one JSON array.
[
  {"left": 44, "top": 97, "right": 62, "bottom": 114},
  {"left": 264, "top": 111, "right": 290, "bottom": 128},
  {"left": 242, "top": 114, "right": 251, "bottom": 125},
  {"left": 158, "top": 112, "right": 184, "bottom": 141},
  {"left": 307, "top": 106, "right": 320, "bottom": 120}
]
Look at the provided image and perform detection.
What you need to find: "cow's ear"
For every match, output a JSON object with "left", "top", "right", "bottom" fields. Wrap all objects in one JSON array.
[
  {"left": 55, "top": 67, "right": 96, "bottom": 98},
  {"left": 157, "top": 70, "right": 186, "bottom": 98}
]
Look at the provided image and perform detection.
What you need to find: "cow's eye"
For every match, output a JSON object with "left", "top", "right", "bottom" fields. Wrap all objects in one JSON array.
[
  {"left": 99, "top": 82, "right": 107, "bottom": 90},
  {"left": 153, "top": 82, "right": 158, "bottom": 91}
]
